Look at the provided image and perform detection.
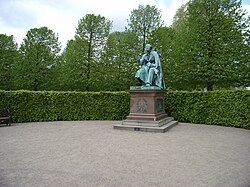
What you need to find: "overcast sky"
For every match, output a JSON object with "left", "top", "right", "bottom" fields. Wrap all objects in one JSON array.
[{"left": 0, "top": 0, "right": 249, "bottom": 48}]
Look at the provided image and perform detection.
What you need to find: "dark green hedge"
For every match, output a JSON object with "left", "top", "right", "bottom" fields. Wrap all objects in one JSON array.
[
  {"left": 0, "top": 90, "right": 249, "bottom": 129},
  {"left": 165, "top": 90, "right": 250, "bottom": 129},
  {"left": 0, "top": 90, "right": 130, "bottom": 123}
]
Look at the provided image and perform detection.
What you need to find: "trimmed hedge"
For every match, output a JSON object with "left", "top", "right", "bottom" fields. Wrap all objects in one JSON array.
[
  {"left": 0, "top": 90, "right": 130, "bottom": 122},
  {"left": 165, "top": 90, "right": 250, "bottom": 129},
  {"left": 0, "top": 90, "right": 249, "bottom": 129}
]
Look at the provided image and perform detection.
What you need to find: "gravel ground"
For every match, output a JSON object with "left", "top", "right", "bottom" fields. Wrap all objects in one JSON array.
[{"left": 0, "top": 121, "right": 250, "bottom": 187}]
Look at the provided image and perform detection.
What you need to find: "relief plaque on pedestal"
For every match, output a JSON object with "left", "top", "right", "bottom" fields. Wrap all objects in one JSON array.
[{"left": 114, "top": 87, "right": 178, "bottom": 133}]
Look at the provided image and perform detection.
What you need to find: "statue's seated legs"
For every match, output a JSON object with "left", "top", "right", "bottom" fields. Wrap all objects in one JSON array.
[
  {"left": 135, "top": 66, "right": 148, "bottom": 86},
  {"left": 146, "top": 68, "right": 158, "bottom": 86}
]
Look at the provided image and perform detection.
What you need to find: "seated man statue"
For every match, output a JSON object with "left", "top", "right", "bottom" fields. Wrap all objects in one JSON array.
[{"left": 135, "top": 44, "right": 165, "bottom": 89}]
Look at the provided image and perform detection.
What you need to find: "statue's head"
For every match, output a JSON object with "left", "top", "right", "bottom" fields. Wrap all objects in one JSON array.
[{"left": 145, "top": 44, "right": 152, "bottom": 53}]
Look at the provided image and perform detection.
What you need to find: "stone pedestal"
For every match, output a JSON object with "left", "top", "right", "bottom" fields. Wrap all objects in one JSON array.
[{"left": 114, "top": 87, "right": 178, "bottom": 133}]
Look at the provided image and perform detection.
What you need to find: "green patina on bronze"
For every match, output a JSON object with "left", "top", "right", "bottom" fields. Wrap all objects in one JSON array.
[{"left": 135, "top": 44, "right": 165, "bottom": 90}]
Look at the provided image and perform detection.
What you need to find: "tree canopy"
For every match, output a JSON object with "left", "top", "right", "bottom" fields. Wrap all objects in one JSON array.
[
  {"left": 58, "top": 14, "right": 112, "bottom": 91},
  {"left": 0, "top": 1, "right": 249, "bottom": 91},
  {"left": 14, "top": 27, "right": 61, "bottom": 91},
  {"left": 0, "top": 34, "right": 18, "bottom": 90},
  {"left": 171, "top": 0, "right": 250, "bottom": 90},
  {"left": 127, "top": 4, "right": 164, "bottom": 53}
]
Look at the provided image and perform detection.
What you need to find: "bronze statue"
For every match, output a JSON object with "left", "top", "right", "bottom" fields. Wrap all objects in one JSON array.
[{"left": 135, "top": 44, "right": 165, "bottom": 89}]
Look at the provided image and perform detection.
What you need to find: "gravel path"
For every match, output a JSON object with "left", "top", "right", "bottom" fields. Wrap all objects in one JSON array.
[{"left": 0, "top": 121, "right": 249, "bottom": 187}]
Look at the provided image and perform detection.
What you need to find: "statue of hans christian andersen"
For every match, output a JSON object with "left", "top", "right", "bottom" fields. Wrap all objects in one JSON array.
[
  {"left": 135, "top": 44, "right": 165, "bottom": 89},
  {"left": 114, "top": 44, "right": 178, "bottom": 132}
]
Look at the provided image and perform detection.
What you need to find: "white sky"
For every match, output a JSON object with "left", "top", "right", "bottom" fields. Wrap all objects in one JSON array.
[{"left": 0, "top": 0, "right": 249, "bottom": 49}]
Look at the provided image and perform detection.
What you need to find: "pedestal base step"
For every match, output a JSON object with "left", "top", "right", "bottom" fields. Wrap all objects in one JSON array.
[
  {"left": 122, "top": 117, "right": 174, "bottom": 127},
  {"left": 114, "top": 119, "right": 178, "bottom": 133}
]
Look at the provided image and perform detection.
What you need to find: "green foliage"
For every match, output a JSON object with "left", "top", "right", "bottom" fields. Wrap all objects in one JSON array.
[
  {"left": 14, "top": 27, "right": 61, "bottom": 91},
  {"left": 0, "top": 90, "right": 130, "bottom": 122},
  {"left": 128, "top": 4, "right": 164, "bottom": 52},
  {"left": 165, "top": 90, "right": 250, "bottom": 129},
  {"left": 149, "top": 27, "right": 176, "bottom": 88},
  {"left": 170, "top": 0, "right": 250, "bottom": 91},
  {"left": 0, "top": 34, "right": 18, "bottom": 90},
  {"left": 1, "top": 3, "right": 249, "bottom": 92},
  {"left": 172, "top": 3, "right": 188, "bottom": 31},
  {"left": 58, "top": 39, "right": 86, "bottom": 91},
  {"left": 60, "top": 14, "right": 112, "bottom": 91},
  {"left": 100, "top": 31, "right": 140, "bottom": 91},
  {"left": 0, "top": 90, "right": 249, "bottom": 129}
]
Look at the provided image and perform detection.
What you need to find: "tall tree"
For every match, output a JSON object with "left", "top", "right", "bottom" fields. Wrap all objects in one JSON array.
[
  {"left": 58, "top": 39, "right": 84, "bottom": 91},
  {"left": 100, "top": 31, "right": 140, "bottom": 91},
  {"left": 172, "top": 3, "right": 188, "bottom": 31},
  {"left": 15, "top": 27, "right": 61, "bottom": 91},
  {"left": 63, "top": 14, "right": 112, "bottom": 91},
  {"left": 0, "top": 34, "right": 18, "bottom": 90},
  {"left": 127, "top": 4, "right": 164, "bottom": 53},
  {"left": 173, "top": 0, "right": 250, "bottom": 90}
]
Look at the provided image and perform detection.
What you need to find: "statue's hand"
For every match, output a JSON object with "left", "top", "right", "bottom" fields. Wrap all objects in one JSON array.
[{"left": 147, "top": 62, "right": 151, "bottom": 67}]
